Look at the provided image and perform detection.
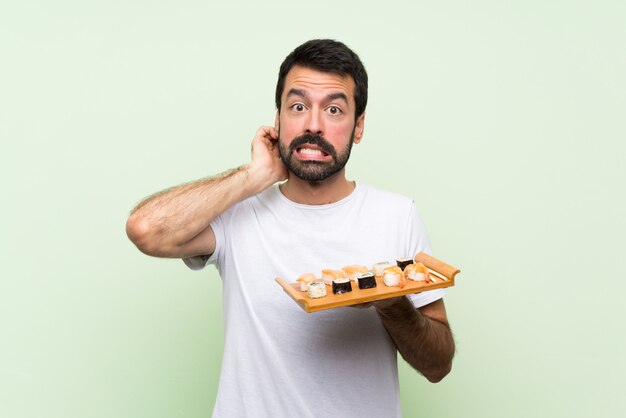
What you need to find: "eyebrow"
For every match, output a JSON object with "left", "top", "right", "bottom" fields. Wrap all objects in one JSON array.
[
  {"left": 286, "top": 88, "right": 349, "bottom": 104},
  {"left": 326, "top": 92, "right": 349, "bottom": 103},
  {"left": 286, "top": 88, "right": 307, "bottom": 100}
]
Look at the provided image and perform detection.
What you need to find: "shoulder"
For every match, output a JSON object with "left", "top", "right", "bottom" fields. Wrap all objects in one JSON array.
[
  {"left": 220, "top": 184, "right": 281, "bottom": 220},
  {"left": 357, "top": 183, "right": 414, "bottom": 206}
]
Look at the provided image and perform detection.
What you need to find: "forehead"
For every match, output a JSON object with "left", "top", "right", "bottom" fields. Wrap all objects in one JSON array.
[{"left": 283, "top": 66, "right": 356, "bottom": 102}]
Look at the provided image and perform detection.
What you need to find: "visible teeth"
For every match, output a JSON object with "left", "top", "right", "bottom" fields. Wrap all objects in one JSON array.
[{"left": 299, "top": 148, "right": 323, "bottom": 155}]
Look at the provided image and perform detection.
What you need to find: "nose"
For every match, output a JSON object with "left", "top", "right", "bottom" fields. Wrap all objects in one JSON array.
[{"left": 305, "top": 109, "right": 323, "bottom": 136}]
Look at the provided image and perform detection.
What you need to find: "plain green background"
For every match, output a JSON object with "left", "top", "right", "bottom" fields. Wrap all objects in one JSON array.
[{"left": 1, "top": 1, "right": 624, "bottom": 417}]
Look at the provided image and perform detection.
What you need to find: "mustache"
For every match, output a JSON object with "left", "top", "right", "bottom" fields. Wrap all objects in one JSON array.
[{"left": 288, "top": 133, "right": 337, "bottom": 159}]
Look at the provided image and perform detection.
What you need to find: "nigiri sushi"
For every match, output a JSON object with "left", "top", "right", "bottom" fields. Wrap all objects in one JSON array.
[
  {"left": 342, "top": 265, "right": 369, "bottom": 282},
  {"left": 296, "top": 273, "right": 317, "bottom": 291},
  {"left": 382, "top": 266, "right": 406, "bottom": 288},
  {"left": 404, "top": 262, "right": 431, "bottom": 283},
  {"left": 321, "top": 269, "right": 344, "bottom": 286}
]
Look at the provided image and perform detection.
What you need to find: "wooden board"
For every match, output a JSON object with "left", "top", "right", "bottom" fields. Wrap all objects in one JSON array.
[{"left": 275, "top": 252, "right": 461, "bottom": 313}]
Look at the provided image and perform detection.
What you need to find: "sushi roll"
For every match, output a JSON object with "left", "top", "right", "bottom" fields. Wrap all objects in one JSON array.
[
  {"left": 357, "top": 272, "right": 377, "bottom": 289},
  {"left": 382, "top": 266, "right": 406, "bottom": 288},
  {"left": 396, "top": 257, "right": 413, "bottom": 271},
  {"left": 332, "top": 278, "right": 352, "bottom": 294},
  {"left": 372, "top": 261, "right": 391, "bottom": 277},
  {"left": 307, "top": 282, "right": 327, "bottom": 299},
  {"left": 404, "top": 262, "right": 431, "bottom": 283},
  {"left": 342, "top": 265, "right": 368, "bottom": 282},
  {"left": 322, "top": 269, "right": 344, "bottom": 286},
  {"left": 297, "top": 273, "right": 317, "bottom": 291}
]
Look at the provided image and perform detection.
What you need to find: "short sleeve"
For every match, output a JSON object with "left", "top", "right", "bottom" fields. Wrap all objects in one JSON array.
[
  {"left": 182, "top": 254, "right": 211, "bottom": 270},
  {"left": 405, "top": 201, "right": 445, "bottom": 307},
  {"left": 407, "top": 288, "right": 445, "bottom": 308},
  {"left": 182, "top": 213, "right": 226, "bottom": 271},
  {"left": 405, "top": 201, "right": 431, "bottom": 258}
]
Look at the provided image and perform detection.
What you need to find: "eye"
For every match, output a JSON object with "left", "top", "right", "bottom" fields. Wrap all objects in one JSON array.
[
  {"left": 327, "top": 106, "right": 342, "bottom": 115},
  {"left": 291, "top": 103, "right": 306, "bottom": 112}
]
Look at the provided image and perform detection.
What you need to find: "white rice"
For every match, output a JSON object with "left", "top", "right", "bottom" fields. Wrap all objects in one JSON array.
[{"left": 383, "top": 272, "right": 401, "bottom": 287}]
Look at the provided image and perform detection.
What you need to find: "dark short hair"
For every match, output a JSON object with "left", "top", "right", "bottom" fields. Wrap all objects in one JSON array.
[{"left": 275, "top": 39, "right": 368, "bottom": 118}]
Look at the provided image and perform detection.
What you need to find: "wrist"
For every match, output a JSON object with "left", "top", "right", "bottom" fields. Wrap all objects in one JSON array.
[
  {"left": 375, "top": 296, "right": 426, "bottom": 327},
  {"left": 242, "top": 162, "right": 274, "bottom": 195},
  {"left": 374, "top": 295, "right": 411, "bottom": 311}
]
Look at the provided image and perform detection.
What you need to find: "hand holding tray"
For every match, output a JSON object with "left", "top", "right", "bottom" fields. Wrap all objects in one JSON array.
[{"left": 275, "top": 252, "right": 461, "bottom": 313}]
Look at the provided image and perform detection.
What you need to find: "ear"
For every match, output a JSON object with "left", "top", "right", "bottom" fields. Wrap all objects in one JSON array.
[
  {"left": 275, "top": 112, "right": 280, "bottom": 131},
  {"left": 353, "top": 112, "right": 365, "bottom": 144}
]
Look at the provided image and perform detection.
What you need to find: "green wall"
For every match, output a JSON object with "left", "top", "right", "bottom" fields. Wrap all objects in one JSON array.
[{"left": 2, "top": 1, "right": 624, "bottom": 417}]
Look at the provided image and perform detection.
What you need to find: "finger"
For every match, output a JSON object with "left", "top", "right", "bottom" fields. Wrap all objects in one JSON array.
[
  {"left": 268, "top": 126, "right": 279, "bottom": 141},
  {"left": 254, "top": 126, "right": 272, "bottom": 138}
]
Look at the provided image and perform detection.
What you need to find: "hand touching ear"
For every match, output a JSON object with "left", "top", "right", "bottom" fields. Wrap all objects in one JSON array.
[{"left": 246, "top": 126, "right": 288, "bottom": 190}]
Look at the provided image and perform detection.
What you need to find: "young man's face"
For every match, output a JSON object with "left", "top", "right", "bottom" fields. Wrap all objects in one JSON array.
[{"left": 276, "top": 66, "right": 365, "bottom": 182}]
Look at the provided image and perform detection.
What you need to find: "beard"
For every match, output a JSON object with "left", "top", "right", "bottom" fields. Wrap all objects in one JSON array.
[{"left": 278, "top": 128, "right": 355, "bottom": 182}]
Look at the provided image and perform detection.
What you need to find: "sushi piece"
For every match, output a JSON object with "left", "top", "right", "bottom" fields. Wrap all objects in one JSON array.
[
  {"left": 396, "top": 257, "right": 413, "bottom": 271},
  {"left": 297, "top": 273, "right": 317, "bottom": 291},
  {"left": 372, "top": 261, "right": 391, "bottom": 277},
  {"left": 332, "top": 278, "right": 352, "bottom": 294},
  {"left": 322, "top": 269, "right": 344, "bottom": 286},
  {"left": 382, "top": 266, "right": 406, "bottom": 288},
  {"left": 404, "top": 262, "right": 431, "bottom": 283},
  {"left": 342, "top": 265, "right": 369, "bottom": 282},
  {"left": 307, "top": 282, "right": 327, "bottom": 299},
  {"left": 357, "top": 272, "right": 377, "bottom": 289}
]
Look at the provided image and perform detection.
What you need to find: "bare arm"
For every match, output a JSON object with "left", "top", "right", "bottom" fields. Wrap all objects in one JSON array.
[
  {"left": 126, "top": 126, "right": 287, "bottom": 258},
  {"left": 374, "top": 297, "right": 455, "bottom": 383}
]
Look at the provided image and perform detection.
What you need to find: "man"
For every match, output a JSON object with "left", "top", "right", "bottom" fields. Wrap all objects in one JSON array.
[{"left": 126, "top": 39, "right": 455, "bottom": 418}]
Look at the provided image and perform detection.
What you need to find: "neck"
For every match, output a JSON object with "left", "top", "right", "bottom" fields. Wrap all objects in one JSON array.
[{"left": 279, "top": 170, "right": 356, "bottom": 205}]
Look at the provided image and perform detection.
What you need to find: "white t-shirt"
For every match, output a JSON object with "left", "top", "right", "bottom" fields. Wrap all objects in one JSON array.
[{"left": 185, "top": 182, "right": 444, "bottom": 418}]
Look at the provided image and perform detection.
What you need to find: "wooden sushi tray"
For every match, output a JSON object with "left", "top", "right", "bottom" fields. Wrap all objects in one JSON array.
[{"left": 275, "top": 252, "right": 460, "bottom": 313}]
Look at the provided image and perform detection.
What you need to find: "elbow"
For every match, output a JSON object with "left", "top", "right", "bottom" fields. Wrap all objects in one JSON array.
[
  {"left": 125, "top": 213, "right": 164, "bottom": 257},
  {"left": 423, "top": 361, "right": 452, "bottom": 383}
]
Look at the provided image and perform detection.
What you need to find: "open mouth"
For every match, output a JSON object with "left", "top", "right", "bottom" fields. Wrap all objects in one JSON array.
[{"left": 295, "top": 145, "right": 332, "bottom": 161}]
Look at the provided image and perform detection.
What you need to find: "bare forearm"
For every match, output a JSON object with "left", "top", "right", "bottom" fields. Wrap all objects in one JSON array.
[
  {"left": 126, "top": 126, "right": 286, "bottom": 258},
  {"left": 126, "top": 165, "right": 263, "bottom": 257},
  {"left": 375, "top": 297, "right": 455, "bottom": 383}
]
